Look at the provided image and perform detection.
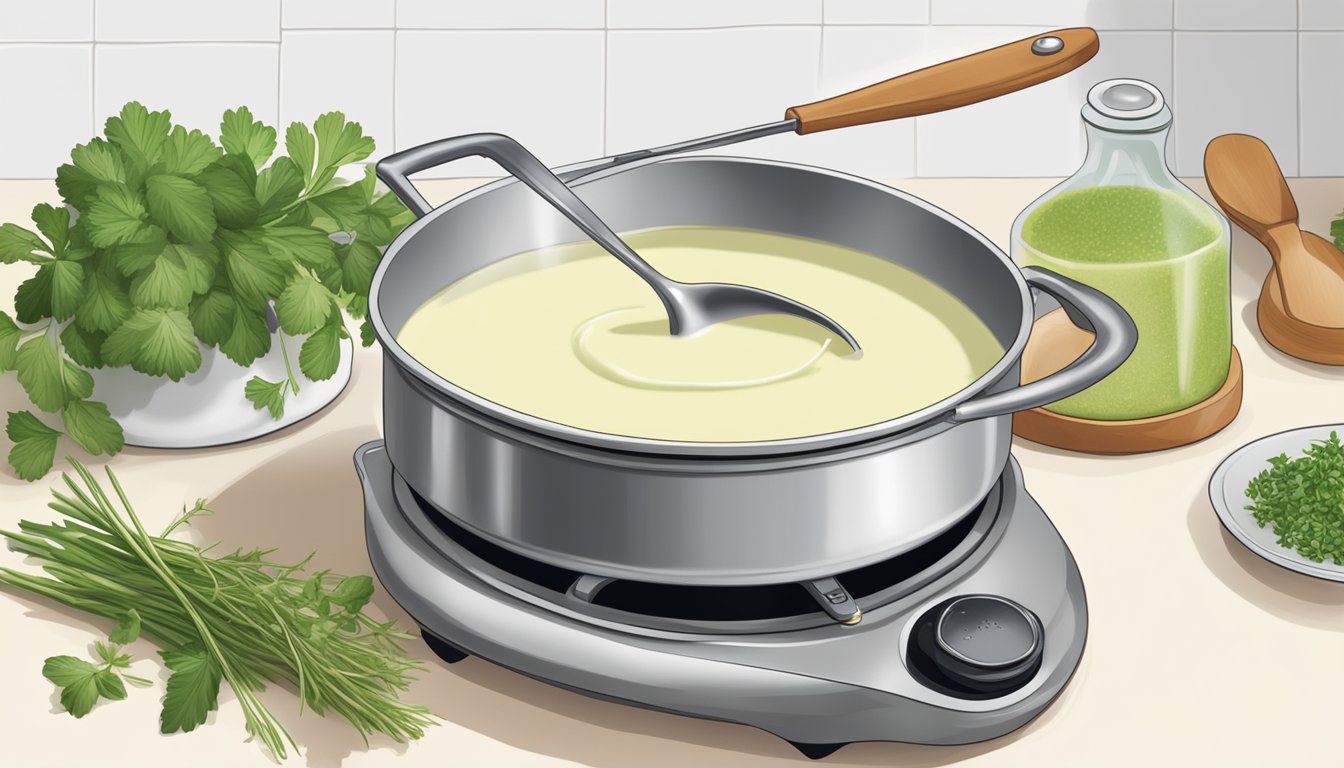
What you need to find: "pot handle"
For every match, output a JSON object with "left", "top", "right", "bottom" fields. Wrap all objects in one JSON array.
[
  {"left": 376, "top": 133, "right": 543, "bottom": 218},
  {"left": 949, "top": 266, "right": 1137, "bottom": 423}
]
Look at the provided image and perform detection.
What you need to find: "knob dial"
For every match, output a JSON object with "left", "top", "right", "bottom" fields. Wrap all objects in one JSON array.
[{"left": 931, "top": 595, "right": 1043, "bottom": 692}]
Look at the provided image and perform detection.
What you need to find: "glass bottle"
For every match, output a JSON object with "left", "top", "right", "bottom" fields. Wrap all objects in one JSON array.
[{"left": 1011, "top": 79, "right": 1231, "bottom": 420}]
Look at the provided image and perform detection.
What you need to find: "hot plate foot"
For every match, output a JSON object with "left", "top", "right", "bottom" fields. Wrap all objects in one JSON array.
[
  {"left": 790, "top": 742, "right": 847, "bottom": 760},
  {"left": 421, "top": 628, "right": 469, "bottom": 664}
]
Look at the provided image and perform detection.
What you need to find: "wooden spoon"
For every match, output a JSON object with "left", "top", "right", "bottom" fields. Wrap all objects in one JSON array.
[{"left": 1205, "top": 134, "right": 1344, "bottom": 333}]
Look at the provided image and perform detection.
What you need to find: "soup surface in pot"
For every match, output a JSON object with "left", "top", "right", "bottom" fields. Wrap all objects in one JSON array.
[{"left": 397, "top": 226, "right": 1003, "bottom": 442}]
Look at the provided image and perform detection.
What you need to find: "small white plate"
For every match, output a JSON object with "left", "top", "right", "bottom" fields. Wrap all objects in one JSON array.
[{"left": 1209, "top": 424, "right": 1344, "bottom": 582}]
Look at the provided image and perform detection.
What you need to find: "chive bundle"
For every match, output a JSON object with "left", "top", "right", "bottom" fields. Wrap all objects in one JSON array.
[{"left": 0, "top": 461, "right": 436, "bottom": 759}]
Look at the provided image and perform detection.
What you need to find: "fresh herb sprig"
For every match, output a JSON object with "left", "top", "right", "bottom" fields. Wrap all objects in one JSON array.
[
  {"left": 0, "top": 461, "right": 436, "bottom": 758},
  {"left": 1245, "top": 430, "right": 1344, "bottom": 564},
  {"left": 44, "top": 623, "right": 154, "bottom": 719},
  {"left": 0, "top": 102, "right": 413, "bottom": 480}
]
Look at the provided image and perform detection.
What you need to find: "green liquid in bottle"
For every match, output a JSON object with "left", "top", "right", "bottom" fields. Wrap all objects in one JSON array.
[{"left": 1018, "top": 185, "right": 1230, "bottom": 420}]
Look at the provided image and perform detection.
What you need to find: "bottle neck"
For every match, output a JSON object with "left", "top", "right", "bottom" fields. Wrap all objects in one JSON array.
[{"left": 1077, "top": 122, "right": 1175, "bottom": 188}]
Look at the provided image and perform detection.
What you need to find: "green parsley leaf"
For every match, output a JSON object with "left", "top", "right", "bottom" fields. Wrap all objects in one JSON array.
[
  {"left": 31, "top": 203, "right": 70, "bottom": 251},
  {"left": 244, "top": 376, "right": 288, "bottom": 419},
  {"left": 76, "top": 269, "right": 134, "bottom": 333},
  {"left": 101, "top": 308, "right": 201, "bottom": 381},
  {"left": 6, "top": 410, "right": 60, "bottom": 481},
  {"left": 359, "top": 318, "right": 375, "bottom": 347},
  {"left": 60, "top": 323, "right": 106, "bottom": 368},
  {"left": 261, "top": 226, "right": 334, "bottom": 268},
  {"left": 338, "top": 239, "right": 381, "bottom": 295},
  {"left": 106, "top": 225, "right": 169, "bottom": 275},
  {"left": 345, "top": 293, "right": 368, "bottom": 319},
  {"left": 298, "top": 322, "right": 342, "bottom": 381},
  {"left": 221, "top": 231, "right": 289, "bottom": 301},
  {"left": 194, "top": 154, "right": 259, "bottom": 229},
  {"left": 70, "top": 139, "right": 126, "bottom": 184},
  {"left": 104, "top": 102, "right": 171, "bottom": 169},
  {"left": 177, "top": 242, "right": 219, "bottom": 295},
  {"left": 43, "top": 655, "right": 103, "bottom": 718},
  {"left": 159, "top": 647, "right": 222, "bottom": 734},
  {"left": 109, "top": 608, "right": 142, "bottom": 645},
  {"left": 55, "top": 164, "right": 98, "bottom": 211},
  {"left": 129, "top": 244, "right": 194, "bottom": 309},
  {"left": 0, "top": 222, "right": 51, "bottom": 264},
  {"left": 48, "top": 259, "right": 87, "bottom": 321},
  {"left": 312, "top": 112, "right": 374, "bottom": 191},
  {"left": 16, "top": 335, "right": 92, "bottom": 412},
  {"left": 305, "top": 183, "right": 367, "bottom": 229},
  {"left": 94, "top": 668, "right": 128, "bottom": 702},
  {"left": 255, "top": 156, "right": 304, "bottom": 223},
  {"left": 329, "top": 575, "right": 374, "bottom": 612},
  {"left": 162, "top": 125, "right": 222, "bottom": 176},
  {"left": 62, "top": 399, "right": 124, "bottom": 456},
  {"left": 145, "top": 174, "right": 217, "bottom": 243},
  {"left": 276, "top": 271, "right": 333, "bottom": 335},
  {"left": 0, "top": 311, "right": 19, "bottom": 371},
  {"left": 285, "top": 122, "right": 317, "bottom": 185},
  {"left": 14, "top": 266, "right": 53, "bottom": 323},
  {"left": 188, "top": 288, "right": 237, "bottom": 347},
  {"left": 84, "top": 184, "right": 154, "bottom": 248},
  {"left": 218, "top": 297, "right": 272, "bottom": 366},
  {"left": 220, "top": 106, "right": 277, "bottom": 171}
]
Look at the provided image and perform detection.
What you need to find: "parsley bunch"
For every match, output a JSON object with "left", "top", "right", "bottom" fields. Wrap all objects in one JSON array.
[
  {"left": 0, "top": 461, "right": 436, "bottom": 758},
  {"left": 0, "top": 102, "right": 412, "bottom": 480},
  {"left": 1245, "top": 431, "right": 1344, "bottom": 564}
]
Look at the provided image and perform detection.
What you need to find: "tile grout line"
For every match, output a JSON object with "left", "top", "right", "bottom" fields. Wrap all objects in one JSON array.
[
  {"left": 90, "top": 0, "right": 97, "bottom": 137},
  {"left": 601, "top": 0, "right": 608, "bottom": 155},
  {"left": 392, "top": 0, "right": 398, "bottom": 154},
  {"left": 1170, "top": 0, "right": 1177, "bottom": 175},
  {"left": 1297, "top": 0, "right": 1302, "bottom": 176}
]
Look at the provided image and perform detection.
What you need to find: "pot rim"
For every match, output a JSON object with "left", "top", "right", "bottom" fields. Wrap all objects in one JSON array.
[{"left": 369, "top": 155, "right": 1034, "bottom": 457}]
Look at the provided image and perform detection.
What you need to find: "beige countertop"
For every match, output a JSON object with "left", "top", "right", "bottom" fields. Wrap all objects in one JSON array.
[{"left": 3, "top": 177, "right": 1344, "bottom": 768}]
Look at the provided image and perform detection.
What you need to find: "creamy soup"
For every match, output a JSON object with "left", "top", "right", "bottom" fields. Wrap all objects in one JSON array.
[{"left": 397, "top": 227, "right": 1003, "bottom": 442}]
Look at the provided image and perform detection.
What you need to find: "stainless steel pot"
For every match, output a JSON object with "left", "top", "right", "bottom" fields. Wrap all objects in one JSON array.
[{"left": 370, "top": 149, "right": 1136, "bottom": 586}]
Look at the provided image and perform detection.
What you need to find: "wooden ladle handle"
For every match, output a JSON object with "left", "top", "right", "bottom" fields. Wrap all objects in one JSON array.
[{"left": 785, "top": 27, "right": 1100, "bottom": 134}]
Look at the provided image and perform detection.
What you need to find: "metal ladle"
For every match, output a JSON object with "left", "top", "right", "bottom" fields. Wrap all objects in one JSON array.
[
  {"left": 378, "top": 28, "right": 1103, "bottom": 352},
  {"left": 381, "top": 133, "right": 862, "bottom": 351}
]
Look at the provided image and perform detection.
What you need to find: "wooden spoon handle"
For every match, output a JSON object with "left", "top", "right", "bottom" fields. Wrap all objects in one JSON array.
[
  {"left": 785, "top": 27, "right": 1099, "bottom": 134},
  {"left": 1204, "top": 133, "right": 1299, "bottom": 244}
]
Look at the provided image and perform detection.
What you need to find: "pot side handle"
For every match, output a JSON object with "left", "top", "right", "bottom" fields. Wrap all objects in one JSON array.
[
  {"left": 377, "top": 133, "right": 552, "bottom": 218},
  {"left": 949, "top": 267, "right": 1137, "bottom": 424}
]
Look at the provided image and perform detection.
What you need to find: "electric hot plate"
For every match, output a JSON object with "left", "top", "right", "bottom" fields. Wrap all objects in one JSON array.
[{"left": 355, "top": 441, "right": 1087, "bottom": 760}]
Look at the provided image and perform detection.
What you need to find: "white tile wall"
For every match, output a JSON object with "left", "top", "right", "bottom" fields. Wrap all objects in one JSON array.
[
  {"left": 96, "top": 0, "right": 280, "bottom": 41},
  {"left": 1300, "top": 0, "right": 1344, "bottom": 30},
  {"left": 914, "top": 26, "right": 1080, "bottom": 177},
  {"left": 797, "top": 26, "right": 928, "bottom": 178},
  {"left": 1173, "top": 32, "right": 1298, "bottom": 176},
  {"left": 608, "top": 1, "right": 820, "bottom": 28},
  {"left": 283, "top": 0, "right": 395, "bottom": 29},
  {"left": 0, "top": 45, "right": 91, "bottom": 176},
  {"left": 396, "top": 31, "right": 604, "bottom": 177},
  {"left": 932, "top": 0, "right": 1173, "bottom": 30},
  {"left": 95, "top": 45, "right": 280, "bottom": 135},
  {"left": 823, "top": 0, "right": 928, "bottom": 25},
  {"left": 398, "top": 1, "right": 605, "bottom": 30},
  {"left": 1299, "top": 33, "right": 1344, "bottom": 176},
  {"left": 0, "top": 0, "right": 93, "bottom": 41},
  {"left": 1174, "top": 0, "right": 1296, "bottom": 30},
  {"left": 0, "top": 4, "right": 1332, "bottom": 179},
  {"left": 281, "top": 31, "right": 394, "bottom": 154},
  {"left": 606, "top": 28, "right": 819, "bottom": 161}
]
